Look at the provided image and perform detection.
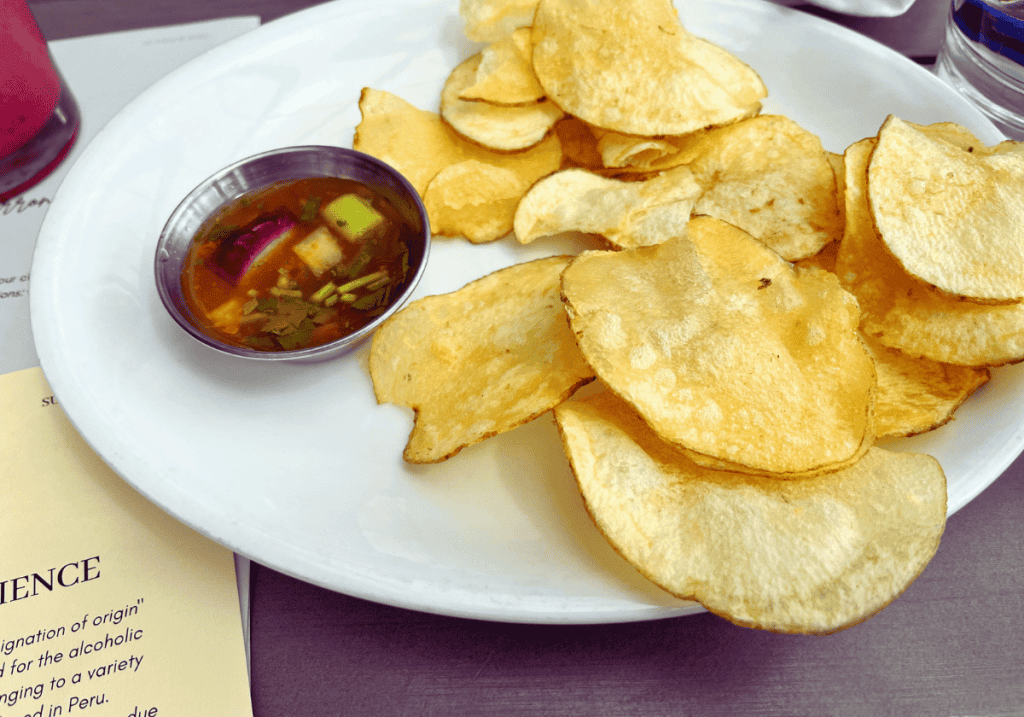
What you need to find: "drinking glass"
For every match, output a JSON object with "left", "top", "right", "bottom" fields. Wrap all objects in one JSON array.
[
  {"left": 0, "top": 0, "right": 80, "bottom": 202},
  {"left": 935, "top": 0, "right": 1024, "bottom": 139}
]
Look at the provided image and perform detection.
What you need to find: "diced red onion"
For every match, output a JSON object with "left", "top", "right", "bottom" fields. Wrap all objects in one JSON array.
[{"left": 210, "top": 209, "right": 298, "bottom": 284}]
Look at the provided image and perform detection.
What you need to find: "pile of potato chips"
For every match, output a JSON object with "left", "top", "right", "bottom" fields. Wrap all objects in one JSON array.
[{"left": 356, "top": 0, "right": 1024, "bottom": 633}]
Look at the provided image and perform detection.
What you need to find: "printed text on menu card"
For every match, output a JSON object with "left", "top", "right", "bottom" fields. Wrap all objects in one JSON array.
[{"left": 0, "top": 368, "right": 253, "bottom": 717}]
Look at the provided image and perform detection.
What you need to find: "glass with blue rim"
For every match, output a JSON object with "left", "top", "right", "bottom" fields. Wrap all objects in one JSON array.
[{"left": 935, "top": 0, "right": 1024, "bottom": 138}]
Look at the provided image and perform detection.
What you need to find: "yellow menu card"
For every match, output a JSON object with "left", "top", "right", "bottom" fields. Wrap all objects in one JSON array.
[{"left": 0, "top": 367, "right": 253, "bottom": 717}]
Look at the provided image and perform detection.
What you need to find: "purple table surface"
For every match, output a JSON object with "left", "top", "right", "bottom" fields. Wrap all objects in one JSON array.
[{"left": 29, "top": 1, "right": 1024, "bottom": 715}]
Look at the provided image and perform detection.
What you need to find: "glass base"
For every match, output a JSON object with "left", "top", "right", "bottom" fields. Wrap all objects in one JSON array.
[{"left": 0, "top": 79, "right": 80, "bottom": 202}]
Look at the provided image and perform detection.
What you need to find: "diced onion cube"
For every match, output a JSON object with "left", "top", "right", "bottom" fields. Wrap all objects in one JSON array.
[{"left": 292, "top": 226, "right": 343, "bottom": 276}]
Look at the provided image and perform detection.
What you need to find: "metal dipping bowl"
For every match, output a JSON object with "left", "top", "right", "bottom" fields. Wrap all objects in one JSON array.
[{"left": 154, "top": 146, "right": 430, "bottom": 363}]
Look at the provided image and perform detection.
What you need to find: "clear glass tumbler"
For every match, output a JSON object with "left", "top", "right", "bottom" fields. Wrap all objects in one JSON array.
[
  {"left": 935, "top": 0, "right": 1024, "bottom": 139},
  {"left": 0, "top": 0, "right": 80, "bottom": 202}
]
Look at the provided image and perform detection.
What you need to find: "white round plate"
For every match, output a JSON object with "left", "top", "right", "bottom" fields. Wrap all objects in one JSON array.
[{"left": 31, "top": 0, "right": 1022, "bottom": 624}]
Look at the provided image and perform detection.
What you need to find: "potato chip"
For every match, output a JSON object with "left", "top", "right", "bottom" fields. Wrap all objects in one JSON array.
[
  {"left": 513, "top": 166, "right": 702, "bottom": 249},
  {"left": 683, "top": 115, "right": 843, "bottom": 261},
  {"left": 868, "top": 116, "right": 1024, "bottom": 302},
  {"left": 864, "top": 335, "right": 989, "bottom": 439},
  {"left": 369, "top": 256, "right": 595, "bottom": 463},
  {"left": 530, "top": 0, "right": 766, "bottom": 137},
  {"left": 423, "top": 159, "right": 529, "bottom": 243},
  {"left": 460, "top": 0, "right": 538, "bottom": 42},
  {"left": 553, "top": 117, "right": 604, "bottom": 171},
  {"left": 907, "top": 120, "right": 999, "bottom": 153},
  {"left": 441, "top": 53, "right": 564, "bottom": 151},
  {"left": 560, "top": 216, "right": 875, "bottom": 477},
  {"left": 554, "top": 391, "right": 947, "bottom": 634},
  {"left": 589, "top": 127, "right": 699, "bottom": 172},
  {"left": 594, "top": 132, "right": 677, "bottom": 171},
  {"left": 827, "top": 149, "right": 846, "bottom": 229},
  {"left": 794, "top": 241, "right": 839, "bottom": 274},
  {"left": 353, "top": 87, "right": 563, "bottom": 197},
  {"left": 458, "top": 28, "right": 545, "bottom": 106},
  {"left": 835, "top": 136, "right": 1024, "bottom": 366}
]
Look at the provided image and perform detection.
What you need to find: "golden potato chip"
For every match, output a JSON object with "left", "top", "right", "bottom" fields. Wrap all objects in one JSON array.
[
  {"left": 827, "top": 149, "right": 846, "bottom": 230},
  {"left": 684, "top": 115, "right": 843, "bottom": 261},
  {"left": 835, "top": 137, "right": 1024, "bottom": 366},
  {"left": 353, "top": 87, "right": 563, "bottom": 197},
  {"left": 560, "top": 216, "right": 875, "bottom": 477},
  {"left": 441, "top": 54, "right": 564, "bottom": 151},
  {"left": 794, "top": 241, "right": 839, "bottom": 274},
  {"left": 369, "top": 256, "right": 595, "bottom": 463},
  {"left": 553, "top": 117, "right": 603, "bottom": 171},
  {"left": 530, "top": 0, "right": 766, "bottom": 137},
  {"left": 589, "top": 127, "right": 699, "bottom": 172},
  {"left": 907, "top": 120, "right": 998, "bottom": 153},
  {"left": 793, "top": 128, "right": 842, "bottom": 270},
  {"left": 513, "top": 166, "right": 702, "bottom": 249},
  {"left": 423, "top": 159, "right": 529, "bottom": 243},
  {"left": 868, "top": 116, "right": 1024, "bottom": 302},
  {"left": 864, "top": 334, "right": 989, "bottom": 439},
  {"left": 554, "top": 391, "right": 947, "bottom": 634},
  {"left": 791, "top": 150, "right": 841, "bottom": 275},
  {"left": 459, "top": 0, "right": 538, "bottom": 42},
  {"left": 458, "top": 28, "right": 545, "bottom": 106},
  {"left": 594, "top": 132, "right": 676, "bottom": 171}
]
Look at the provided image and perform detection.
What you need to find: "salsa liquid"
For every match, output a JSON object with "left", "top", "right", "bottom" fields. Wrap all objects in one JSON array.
[{"left": 182, "top": 176, "right": 416, "bottom": 351}]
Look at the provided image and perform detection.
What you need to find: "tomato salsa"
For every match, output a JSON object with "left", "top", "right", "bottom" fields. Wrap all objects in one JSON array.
[{"left": 181, "top": 176, "right": 416, "bottom": 351}]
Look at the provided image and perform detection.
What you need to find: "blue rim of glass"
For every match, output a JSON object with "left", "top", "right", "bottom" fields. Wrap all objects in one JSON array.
[{"left": 953, "top": 0, "right": 1024, "bottom": 66}]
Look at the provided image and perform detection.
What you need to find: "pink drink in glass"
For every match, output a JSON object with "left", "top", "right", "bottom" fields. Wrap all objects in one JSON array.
[{"left": 0, "top": 0, "right": 79, "bottom": 201}]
